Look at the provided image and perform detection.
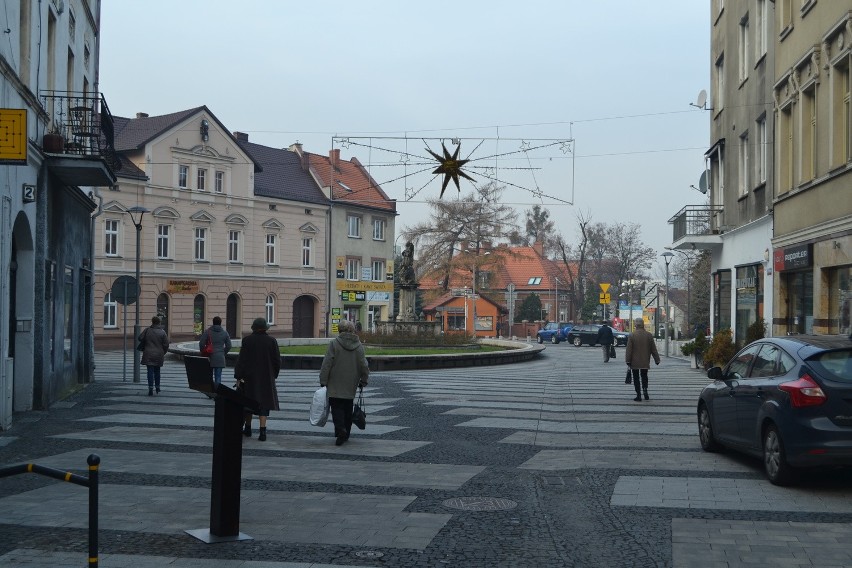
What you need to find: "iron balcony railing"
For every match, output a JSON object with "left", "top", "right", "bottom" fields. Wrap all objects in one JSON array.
[
  {"left": 40, "top": 90, "right": 120, "bottom": 170},
  {"left": 668, "top": 204, "right": 724, "bottom": 242}
]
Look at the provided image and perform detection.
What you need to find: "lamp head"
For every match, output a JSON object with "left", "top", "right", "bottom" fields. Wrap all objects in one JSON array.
[{"left": 661, "top": 251, "right": 675, "bottom": 266}]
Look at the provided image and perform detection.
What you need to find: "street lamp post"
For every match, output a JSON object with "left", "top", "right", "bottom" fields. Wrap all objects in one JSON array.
[
  {"left": 661, "top": 251, "right": 674, "bottom": 358},
  {"left": 129, "top": 206, "right": 149, "bottom": 383}
]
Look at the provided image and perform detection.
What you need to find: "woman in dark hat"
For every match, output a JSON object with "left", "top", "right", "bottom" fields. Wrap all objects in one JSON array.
[{"left": 234, "top": 317, "right": 280, "bottom": 441}]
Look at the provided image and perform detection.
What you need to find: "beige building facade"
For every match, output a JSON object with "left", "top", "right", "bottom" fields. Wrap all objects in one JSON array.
[{"left": 93, "top": 108, "right": 329, "bottom": 347}]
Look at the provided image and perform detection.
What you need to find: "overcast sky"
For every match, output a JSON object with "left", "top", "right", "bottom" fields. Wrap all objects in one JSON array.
[{"left": 99, "top": 1, "right": 710, "bottom": 271}]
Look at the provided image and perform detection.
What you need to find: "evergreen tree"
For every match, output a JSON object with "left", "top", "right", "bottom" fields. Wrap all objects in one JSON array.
[{"left": 517, "top": 293, "right": 542, "bottom": 322}]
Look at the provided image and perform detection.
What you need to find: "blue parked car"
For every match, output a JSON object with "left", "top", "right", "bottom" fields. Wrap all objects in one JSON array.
[
  {"left": 536, "top": 322, "right": 573, "bottom": 344},
  {"left": 697, "top": 335, "right": 852, "bottom": 485}
]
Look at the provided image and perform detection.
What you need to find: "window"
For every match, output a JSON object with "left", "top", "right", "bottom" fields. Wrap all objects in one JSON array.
[
  {"left": 347, "top": 215, "right": 361, "bottom": 238},
  {"left": 831, "top": 59, "right": 850, "bottom": 167},
  {"left": 715, "top": 54, "right": 725, "bottom": 111},
  {"left": 194, "top": 227, "right": 207, "bottom": 261},
  {"left": 779, "top": 103, "right": 795, "bottom": 194},
  {"left": 265, "top": 234, "right": 277, "bottom": 265},
  {"left": 372, "top": 218, "right": 385, "bottom": 240},
  {"left": 178, "top": 165, "right": 188, "bottom": 188},
  {"left": 726, "top": 344, "right": 761, "bottom": 381},
  {"left": 104, "top": 219, "right": 119, "bottom": 256},
  {"left": 346, "top": 257, "right": 361, "bottom": 281},
  {"left": 738, "top": 131, "right": 749, "bottom": 196},
  {"left": 156, "top": 224, "right": 170, "bottom": 259},
  {"left": 197, "top": 168, "right": 207, "bottom": 191},
  {"left": 265, "top": 295, "right": 275, "bottom": 325},
  {"left": 801, "top": 85, "right": 816, "bottom": 182},
  {"left": 527, "top": 277, "right": 542, "bottom": 285},
  {"left": 302, "top": 238, "right": 313, "bottom": 267},
  {"left": 215, "top": 171, "right": 224, "bottom": 193},
  {"left": 228, "top": 230, "right": 241, "bottom": 263},
  {"left": 756, "top": 0, "right": 768, "bottom": 59},
  {"left": 372, "top": 260, "right": 385, "bottom": 282},
  {"left": 103, "top": 292, "right": 117, "bottom": 328},
  {"left": 757, "top": 116, "right": 767, "bottom": 184},
  {"left": 751, "top": 344, "right": 781, "bottom": 378},
  {"left": 779, "top": 0, "right": 792, "bottom": 33},
  {"left": 738, "top": 15, "right": 749, "bottom": 83}
]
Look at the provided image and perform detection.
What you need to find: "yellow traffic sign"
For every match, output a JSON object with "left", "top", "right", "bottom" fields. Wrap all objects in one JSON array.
[
  {"left": 600, "top": 283, "right": 610, "bottom": 293},
  {"left": 599, "top": 293, "right": 611, "bottom": 304}
]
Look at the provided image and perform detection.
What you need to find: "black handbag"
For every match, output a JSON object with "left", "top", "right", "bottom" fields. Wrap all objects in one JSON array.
[
  {"left": 352, "top": 388, "right": 366, "bottom": 430},
  {"left": 625, "top": 368, "right": 633, "bottom": 384},
  {"left": 136, "top": 330, "right": 147, "bottom": 352},
  {"left": 609, "top": 344, "right": 616, "bottom": 358}
]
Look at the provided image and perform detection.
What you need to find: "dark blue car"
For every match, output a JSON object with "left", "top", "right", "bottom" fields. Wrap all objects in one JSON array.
[
  {"left": 697, "top": 335, "right": 852, "bottom": 485},
  {"left": 536, "top": 322, "right": 573, "bottom": 344}
]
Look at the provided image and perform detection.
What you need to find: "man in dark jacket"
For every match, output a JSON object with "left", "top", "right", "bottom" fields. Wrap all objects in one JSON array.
[
  {"left": 595, "top": 320, "right": 615, "bottom": 362},
  {"left": 234, "top": 318, "right": 280, "bottom": 441}
]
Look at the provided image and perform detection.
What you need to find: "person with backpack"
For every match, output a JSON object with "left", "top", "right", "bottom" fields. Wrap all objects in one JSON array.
[{"left": 198, "top": 316, "right": 232, "bottom": 388}]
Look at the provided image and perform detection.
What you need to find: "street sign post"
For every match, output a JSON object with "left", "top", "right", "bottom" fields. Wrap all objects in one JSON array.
[{"left": 110, "top": 276, "right": 139, "bottom": 382}]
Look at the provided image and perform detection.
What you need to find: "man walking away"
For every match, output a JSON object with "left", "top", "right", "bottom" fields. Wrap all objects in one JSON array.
[
  {"left": 595, "top": 320, "right": 615, "bottom": 362},
  {"left": 625, "top": 318, "right": 660, "bottom": 401}
]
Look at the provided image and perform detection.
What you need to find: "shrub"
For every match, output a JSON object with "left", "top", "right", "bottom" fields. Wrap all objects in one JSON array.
[
  {"left": 680, "top": 341, "right": 696, "bottom": 356},
  {"left": 680, "top": 332, "right": 708, "bottom": 357},
  {"left": 703, "top": 328, "right": 736, "bottom": 369},
  {"left": 745, "top": 317, "right": 767, "bottom": 345}
]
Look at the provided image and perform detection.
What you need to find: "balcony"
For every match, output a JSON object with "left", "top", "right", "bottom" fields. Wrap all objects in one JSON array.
[
  {"left": 40, "top": 91, "right": 120, "bottom": 187},
  {"left": 668, "top": 204, "right": 724, "bottom": 250}
]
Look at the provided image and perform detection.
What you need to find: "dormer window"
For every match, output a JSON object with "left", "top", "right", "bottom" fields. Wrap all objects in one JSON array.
[{"left": 528, "top": 277, "right": 542, "bottom": 285}]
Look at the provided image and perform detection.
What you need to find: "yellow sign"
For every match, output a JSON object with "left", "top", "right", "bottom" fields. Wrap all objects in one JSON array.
[
  {"left": 167, "top": 279, "right": 200, "bottom": 294},
  {"left": 0, "top": 109, "right": 27, "bottom": 164},
  {"left": 600, "top": 282, "right": 610, "bottom": 293},
  {"left": 336, "top": 256, "right": 345, "bottom": 270},
  {"left": 335, "top": 280, "right": 393, "bottom": 292},
  {"left": 599, "top": 293, "right": 611, "bottom": 304}
]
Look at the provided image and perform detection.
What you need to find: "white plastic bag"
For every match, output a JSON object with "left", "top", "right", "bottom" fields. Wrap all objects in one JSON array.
[{"left": 309, "top": 386, "right": 330, "bottom": 427}]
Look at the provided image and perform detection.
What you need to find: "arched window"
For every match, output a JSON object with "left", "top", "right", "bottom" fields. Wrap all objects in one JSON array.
[
  {"left": 265, "top": 294, "right": 275, "bottom": 325},
  {"left": 103, "top": 292, "right": 117, "bottom": 328},
  {"left": 193, "top": 294, "right": 205, "bottom": 336},
  {"left": 157, "top": 293, "right": 170, "bottom": 335}
]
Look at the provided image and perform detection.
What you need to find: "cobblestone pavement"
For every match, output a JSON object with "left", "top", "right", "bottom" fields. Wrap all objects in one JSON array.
[{"left": 1, "top": 344, "right": 852, "bottom": 567}]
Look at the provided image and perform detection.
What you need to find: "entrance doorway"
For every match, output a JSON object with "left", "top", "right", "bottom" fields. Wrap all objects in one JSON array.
[
  {"left": 292, "top": 296, "right": 315, "bottom": 338},
  {"left": 226, "top": 293, "right": 240, "bottom": 338}
]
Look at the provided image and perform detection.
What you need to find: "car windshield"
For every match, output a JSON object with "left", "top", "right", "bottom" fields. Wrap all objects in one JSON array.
[{"left": 809, "top": 349, "right": 852, "bottom": 383}]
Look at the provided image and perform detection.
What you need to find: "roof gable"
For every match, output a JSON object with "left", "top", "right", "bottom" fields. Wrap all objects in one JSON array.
[{"left": 306, "top": 150, "right": 396, "bottom": 214}]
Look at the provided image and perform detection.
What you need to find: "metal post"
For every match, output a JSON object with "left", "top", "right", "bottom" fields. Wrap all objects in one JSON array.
[
  {"left": 471, "top": 266, "right": 477, "bottom": 337},
  {"left": 87, "top": 454, "right": 100, "bottom": 567},
  {"left": 122, "top": 282, "right": 127, "bottom": 382},
  {"left": 662, "top": 252, "right": 674, "bottom": 357},
  {"left": 129, "top": 206, "right": 148, "bottom": 383}
]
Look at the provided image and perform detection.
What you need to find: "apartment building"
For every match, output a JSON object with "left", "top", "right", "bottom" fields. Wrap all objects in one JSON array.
[
  {"left": 93, "top": 108, "right": 330, "bottom": 347},
  {"left": 770, "top": 3, "right": 852, "bottom": 336},
  {"left": 0, "top": 0, "right": 116, "bottom": 429}
]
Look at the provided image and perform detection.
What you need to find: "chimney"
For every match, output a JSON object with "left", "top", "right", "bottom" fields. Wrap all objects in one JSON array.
[
  {"left": 289, "top": 143, "right": 309, "bottom": 172},
  {"left": 329, "top": 148, "right": 340, "bottom": 170},
  {"left": 532, "top": 240, "right": 544, "bottom": 256},
  {"left": 136, "top": 112, "right": 149, "bottom": 118},
  {"left": 233, "top": 131, "right": 249, "bottom": 142}
]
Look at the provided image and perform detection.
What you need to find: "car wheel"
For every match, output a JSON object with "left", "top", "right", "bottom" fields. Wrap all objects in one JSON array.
[
  {"left": 698, "top": 405, "right": 719, "bottom": 452},
  {"left": 763, "top": 424, "right": 797, "bottom": 486},
  {"left": 573, "top": 337, "right": 582, "bottom": 347},
  {"left": 551, "top": 335, "right": 559, "bottom": 345},
  {"left": 537, "top": 335, "right": 544, "bottom": 344}
]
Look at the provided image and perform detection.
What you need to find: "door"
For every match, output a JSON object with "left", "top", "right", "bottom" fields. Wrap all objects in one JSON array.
[
  {"left": 226, "top": 293, "right": 239, "bottom": 338},
  {"left": 735, "top": 343, "right": 781, "bottom": 450},
  {"left": 713, "top": 343, "right": 760, "bottom": 443},
  {"left": 292, "top": 295, "right": 314, "bottom": 338}
]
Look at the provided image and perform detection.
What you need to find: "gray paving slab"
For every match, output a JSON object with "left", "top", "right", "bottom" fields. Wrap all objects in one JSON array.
[
  {"left": 0, "top": 549, "right": 370, "bottom": 568},
  {"left": 672, "top": 518, "right": 852, "bottom": 568},
  {"left": 0, "top": 484, "right": 451, "bottom": 550},
  {"left": 457, "top": 416, "right": 693, "bottom": 435},
  {"left": 87, "top": 403, "right": 398, "bottom": 422},
  {"left": 53, "top": 426, "right": 426, "bottom": 457},
  {"left": 442, "top": 407, "right": 693, "bottom": 422},
  {"left": 425, "top": 399, "right": 696, "bottom": 414},
  {"left": 78, "top": 414, "right": 406, "bottom": 435},
  {"left": 34, "top": 448, "right": 484, "bottom": 490},
  {"left": 519, "top": 449, "right": 754, "bottom": 472},
  {"left": 612, "top": 476, "right": 852, "bottom": 512},
  {"left": 500, "top": 431, "right": 698, "bottom": 448}
]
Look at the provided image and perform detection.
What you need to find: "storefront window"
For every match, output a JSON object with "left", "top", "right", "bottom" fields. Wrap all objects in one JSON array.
[
  {"left": 785, "top": 271, "right": 813, "bottom": 334},
  {"left": 714, "top": 270, "right": 732, "bottom": 332},
  {"left": 735, "top": 264, "right": 763, "bottom": 343},
  {"left": 157, "top": 293, "right": 170, "bottom": 336},
  {"left": 193, "top": 295, "right": 205, "bottom": 336},
  {"left": 828, "top": 266, "right": 851, "bottom": 335}
]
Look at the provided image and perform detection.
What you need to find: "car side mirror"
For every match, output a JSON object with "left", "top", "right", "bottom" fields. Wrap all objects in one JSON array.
[{"left": 707, "top": 367, "right": 723, "bottom": 381}]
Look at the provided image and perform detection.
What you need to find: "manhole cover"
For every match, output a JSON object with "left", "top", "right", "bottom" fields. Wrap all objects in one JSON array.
[
  {"left": 353, "top": 550, "right": 384, "bottom": 559},
  {"left": 442, "top": 497, "right": 518, "bottom": 511}
]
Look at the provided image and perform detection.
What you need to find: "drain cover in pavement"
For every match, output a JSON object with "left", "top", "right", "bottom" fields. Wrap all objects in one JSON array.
[{"left": 442, "top": 497, "right": 518, "bottom": 511}]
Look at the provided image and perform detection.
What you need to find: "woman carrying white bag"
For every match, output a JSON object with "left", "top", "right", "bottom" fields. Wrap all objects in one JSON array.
[
  {"left": 310, "top": 386, "right": 330, "bottom": 427},
  {"left": 318, "top": 320, "right": 369, "bottom": 446}
]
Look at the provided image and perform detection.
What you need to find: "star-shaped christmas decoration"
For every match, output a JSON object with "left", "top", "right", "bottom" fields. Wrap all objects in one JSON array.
[{"left": 426, "top": 142, "right": 475, "bottom": 198}]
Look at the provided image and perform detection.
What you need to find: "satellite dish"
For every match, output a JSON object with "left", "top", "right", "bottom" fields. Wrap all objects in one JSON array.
[
  {"left": 698, "top": 170, "right": 708, "bottom": 194},
  {"left": 696, "top": 90, "right": 707, "bottom": 109}
]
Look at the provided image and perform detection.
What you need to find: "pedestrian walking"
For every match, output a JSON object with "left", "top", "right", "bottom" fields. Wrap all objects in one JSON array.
[
  {"left": 595, "top": 320, "right": 615, "bottom": 362},
  {"left": 198, "top": 316, "right": 232, "bottom": 387},
  {"left": 319, "top": 319, "right": 370, "bottom": 446},
  {"left": 139, "top": 316, "right": 169, "bottom": 396},
  {"left": 625, "top": 318, "right": 660, "bottom": 401},
  {"left": 234, "top": 318, "right": 280, "bottom": 442}
]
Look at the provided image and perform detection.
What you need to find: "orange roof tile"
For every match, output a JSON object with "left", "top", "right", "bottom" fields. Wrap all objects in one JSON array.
[{"left": 307, "top": 149, "right": 396, "bottom": 213}]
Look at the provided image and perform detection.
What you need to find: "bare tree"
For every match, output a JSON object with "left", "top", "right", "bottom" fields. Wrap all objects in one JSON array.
[
  {"left": 608, "top": 223, "right": 657, "bottom": 305},
  {"left": 553, "top": 209, "right": 594, "bottom": 320},
  {"left": 402, "top": 182, "right": 518, "bottom": 291}
]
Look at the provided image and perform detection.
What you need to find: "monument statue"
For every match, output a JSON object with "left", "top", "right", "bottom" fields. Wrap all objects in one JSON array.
[{"left": 399, "top": 241, "right": 417, "bottom": 288}]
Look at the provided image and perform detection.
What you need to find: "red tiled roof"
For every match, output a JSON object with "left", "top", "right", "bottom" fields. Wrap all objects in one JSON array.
[{"left": 307, "top": 149, "right": 396, "bottom": 213}]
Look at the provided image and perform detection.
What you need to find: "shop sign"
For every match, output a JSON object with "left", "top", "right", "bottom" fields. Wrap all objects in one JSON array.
[
  {"left": 340, "top": 290, "right": 367, "bottom": 302},
  {"left": 774, "top": 243, "right": 812, "bottom": 272},
  {"left": 167, "top": 279, "right": 200, "bottom": 294}
]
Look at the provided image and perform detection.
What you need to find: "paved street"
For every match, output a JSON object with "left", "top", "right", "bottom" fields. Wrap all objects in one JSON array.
[{"left": 1, "top": 344, "right": 852, "bottom": 567}]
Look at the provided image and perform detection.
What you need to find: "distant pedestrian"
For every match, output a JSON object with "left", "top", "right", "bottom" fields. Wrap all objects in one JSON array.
[
  {"left": 625, "top": 319, "right": 660, "bottom": 402},
  {"left": 595, "top": 320, "right": 615, "bottom": 362},
  {"left": 355, "top": 320, "right": 363, "bottom": 332},
  {"left": 199, "top": 316, "right": 232, "bottom": 387},
  {"left": 139, "top": 316, "right": 169, "bottom": 396},
  {"left": 319, "top": 319, "right": 370, "bottom": 446},
  {"left": 234, "top": 318, "right": 280, "bottom": 442}
]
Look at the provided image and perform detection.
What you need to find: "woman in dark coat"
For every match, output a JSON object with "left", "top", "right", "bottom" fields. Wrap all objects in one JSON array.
[
  {"left": 198, "top": 316, "right": 232, "bottom": 387},
  {"left": 139, "top": 316, "right": 170, "bottom": 396},
  {"left": 319, "top": 319, "right": 369, "bottom": 446},
  {"left": 234, "top": 317, "right": 280, "bottom": 441}
]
